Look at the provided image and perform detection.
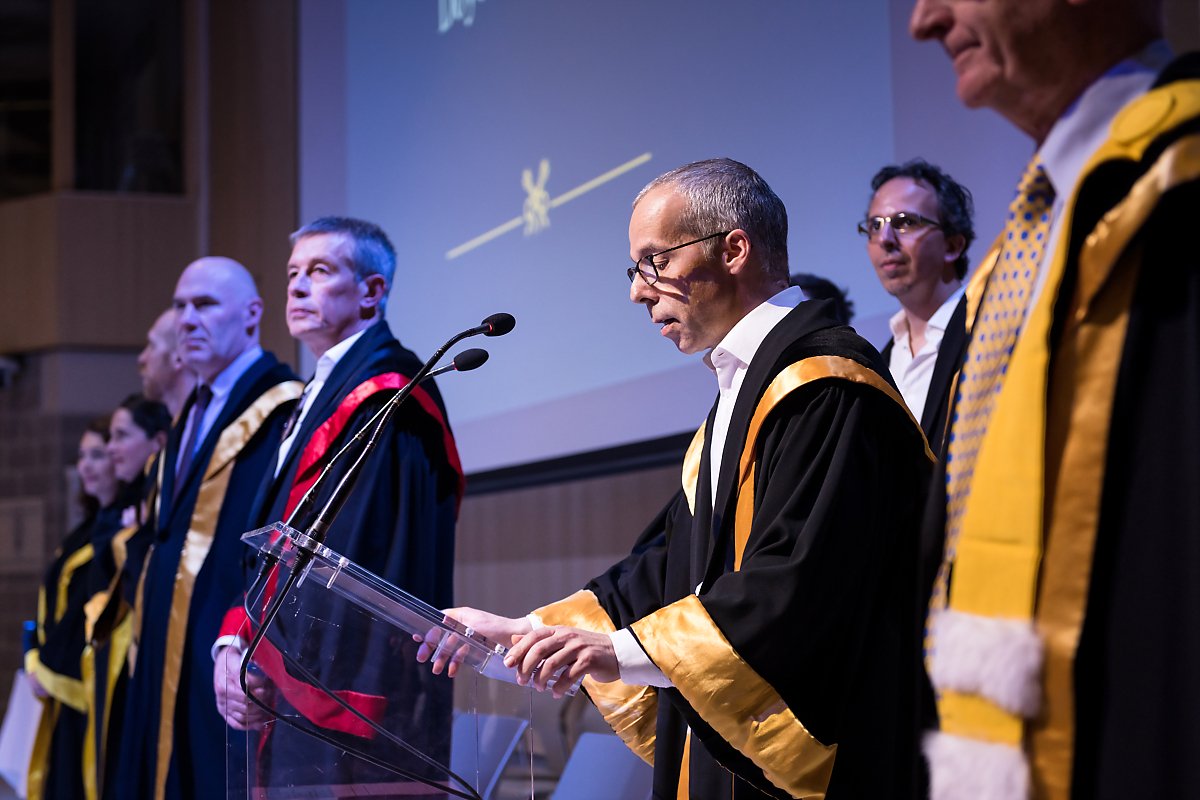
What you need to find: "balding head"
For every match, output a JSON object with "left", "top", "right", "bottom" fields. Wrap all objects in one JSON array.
[{"left": 173, "top": 257, "right": 264, "bottom": 383}]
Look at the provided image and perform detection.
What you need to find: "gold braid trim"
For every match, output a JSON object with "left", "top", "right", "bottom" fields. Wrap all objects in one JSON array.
[
  {"left": 681, "top": 423, "right": 706, "bottom": 515},
  {"left": 152, "top": 380, "right": 302, "bottom": 800},
  {"left": 734, "top": 356, "right": 930, "bottom": 570},
  {"left": 110, "top": 522, "right": 138, "bottom": 574},
  {"left": 535, "top": 590, "right": 658, "bottom": 765},
  {"left": 81, "top": 643, "right": 98, "bottom": 800},
  {"left": 26, "top": 697, "right": 59, "bottom": 800},
  {"left": 25, "top": 648, "right": 87, "bottom": 714},
  {"left": 632, "top": 596, "right": 836, "bottom": 800},
  {"left": 55, "top": 544, "right": 94, "bottom": 624}
]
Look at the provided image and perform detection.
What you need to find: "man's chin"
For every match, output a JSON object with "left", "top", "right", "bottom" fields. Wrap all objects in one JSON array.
[{"left": 286, "top": 320, "right": 317, "bottom": 339}]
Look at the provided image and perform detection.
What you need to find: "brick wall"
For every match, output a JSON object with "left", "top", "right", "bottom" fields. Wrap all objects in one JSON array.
[{"left": 0, "top": 350, "right": 138, "bottom": 718}]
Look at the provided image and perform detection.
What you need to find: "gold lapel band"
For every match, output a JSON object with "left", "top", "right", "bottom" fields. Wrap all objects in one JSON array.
[{"left": 152, "top": 380, "right": 302, "bottom": 800}]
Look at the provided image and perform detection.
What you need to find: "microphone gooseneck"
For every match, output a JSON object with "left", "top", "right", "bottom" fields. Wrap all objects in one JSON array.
[{"left": 294, "top": 314, "right": 512, "bottom": 543}]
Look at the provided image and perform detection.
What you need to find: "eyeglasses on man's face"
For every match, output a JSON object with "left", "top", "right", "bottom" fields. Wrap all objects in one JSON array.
[
  {"left": 626, "top": 231, "right": 731, "bottom": 285},
  {"left": 857, "top": 212, "right": 942, "bottom": 240}
]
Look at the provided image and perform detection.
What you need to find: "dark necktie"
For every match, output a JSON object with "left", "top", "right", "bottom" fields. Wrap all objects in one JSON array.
[
  {"left": 173, "top": 384, "right": 213, "bottom": 501},
  {"left": 279, "top": 382, "right": 311, "bottom": 443}
]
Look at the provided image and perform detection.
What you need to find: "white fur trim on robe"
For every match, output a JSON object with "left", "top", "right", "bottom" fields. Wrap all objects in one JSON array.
[
  {"left": 924, "top": 731, "right": 1030, "bottom": 800},
  {"left": 929, "top": 608, "right": 1044, "bottom": 718}
]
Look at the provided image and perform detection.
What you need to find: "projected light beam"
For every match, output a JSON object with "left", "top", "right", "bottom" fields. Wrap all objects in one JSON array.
[{"left": 445, "top": 152, "right": 653, "bottom": 260}]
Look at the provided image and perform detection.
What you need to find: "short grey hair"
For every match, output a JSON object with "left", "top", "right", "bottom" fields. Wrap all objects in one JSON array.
[{"left": 634, "top": 158, "right": 789, "bottom": 279}]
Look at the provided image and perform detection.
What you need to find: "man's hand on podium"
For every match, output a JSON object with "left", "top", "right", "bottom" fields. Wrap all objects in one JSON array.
[
  {"left": 414, "top": 607, "right": 531, "bottom": 677},
  {"left": 213, "top": 644, "right": 273, "bottom": 730},
  {"left": 504, "top": 626, "right": 618, "bottom": 699}
]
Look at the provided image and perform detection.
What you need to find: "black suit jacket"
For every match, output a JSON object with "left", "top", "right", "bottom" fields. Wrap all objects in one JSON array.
[{"left": 880, "top": 293, "right": 968, "bottom": 458}]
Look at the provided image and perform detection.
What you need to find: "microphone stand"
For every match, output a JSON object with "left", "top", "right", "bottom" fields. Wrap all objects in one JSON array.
[{"left": 238, "top": 317, "right": 510, "bottom": 798}]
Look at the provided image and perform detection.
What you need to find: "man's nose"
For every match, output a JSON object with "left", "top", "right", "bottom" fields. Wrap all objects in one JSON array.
[
  {"left": 876, "top": 224, "right": 901, "bottom": 250},
  {"left": 290, "top": 273, "right": 310, "bottom": 296},
  {"left": 178, "top": 304, "right": 199, "bottom": 328},
  {"left": 910, "top": 0, "right": 951, "bottom": 41},
  {"left": 629, "top": 274, "right": 655, "bottom": 305}
]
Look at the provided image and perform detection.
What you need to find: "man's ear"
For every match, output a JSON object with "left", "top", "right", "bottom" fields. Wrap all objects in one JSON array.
[
  {"left": 724, "top": 230, "right": 752, "bottom": 275},
  {"left": 944, "top": 233, "right": 967, "bottom": 270},
  {"left": 360, "top": 274, "right": 388, "bottom": 317},
  {"left": 245, "top": 297, "right": 264, "bottom": 332}
]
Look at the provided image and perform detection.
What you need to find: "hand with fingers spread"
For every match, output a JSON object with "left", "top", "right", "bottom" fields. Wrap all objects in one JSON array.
[
  {"left": 213, "top": 645, "right": 273, "bottom": 731},
  {"left": 502, "top": 625, "right": 619, "bottom": 698},
  {"left": 413, "top": 607, "right": 532, "bottom": 678}
]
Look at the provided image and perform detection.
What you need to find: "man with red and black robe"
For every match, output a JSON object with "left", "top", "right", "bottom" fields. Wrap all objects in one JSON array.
[
  {"left": 214, "top": 217, "right": 461, "bottom": 792},
  {"left": 425, "top": 159, "right": 932, "bottom": 799}
]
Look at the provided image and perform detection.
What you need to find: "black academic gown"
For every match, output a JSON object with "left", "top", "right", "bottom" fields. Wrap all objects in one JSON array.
[
  {"left": 880, "top": 292, "right": 967, "bottom": 458},
  {"left": 83, "top": 477, "right": 144, "bottom": 799},
  {"left": 573, "top": 303, "right": 930, "bottom": 799},
  {"left": 241, "top": 321, "right": 460, "bottom": 789},
  {"left": 28, "top": 502, "right": 123, "bottom": 800},
  {"left": 918, "top": 53, "right": 1200, "bottom": 800},
  {"left": 114, "top": 352, "right": 297, "bottom": 800}
]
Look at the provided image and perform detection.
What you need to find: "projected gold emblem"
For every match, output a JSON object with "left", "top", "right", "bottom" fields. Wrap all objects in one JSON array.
[
  {"left": 522, "top": 159, "right": 551, "bottom": 235},
  {"left": 446, "top": 152, "right": 653, "bottom": 260}
]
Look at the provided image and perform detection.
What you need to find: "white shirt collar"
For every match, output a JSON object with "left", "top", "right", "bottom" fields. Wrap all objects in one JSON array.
[
  {"left": 313, "top": 326, "right": 370, "bottom": 383},
  {"left": 1038, "top": 40, "right": 1171, "bottom": 199},
  {"left": 888, "top": 286, "right": 964, "bottom": 345},
  {"left": 705, "top": 286, "right": 804, "bottom": 391}
]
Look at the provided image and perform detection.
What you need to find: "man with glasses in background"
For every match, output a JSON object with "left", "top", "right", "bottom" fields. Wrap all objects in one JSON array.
[
  {"left": 423, "top": 158, "right": 932, "bottom": 799},
  {"left": 861, "top": 159, "right": 975, "bottom": 456}
]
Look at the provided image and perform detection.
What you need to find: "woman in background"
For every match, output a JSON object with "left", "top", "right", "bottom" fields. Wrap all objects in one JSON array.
[
  {"left": 26, "top": 416, "right": 121, "bottom": 800},
  {"left": 88, "top": 394, "right": 170, "bottom": 799}
]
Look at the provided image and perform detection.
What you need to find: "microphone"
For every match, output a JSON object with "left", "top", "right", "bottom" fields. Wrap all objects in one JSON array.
[
  {"left": 480, "top": 312, "right": 516, "bottom": 337},
  {"left": 456, "top": 312, "right": 516, "bottom": 339},
  {"left": 424, "top": 348, "right": 488, "bottom": 380},
  {"left": 286, "top": 314, "right": 513, "bottom": 541}
]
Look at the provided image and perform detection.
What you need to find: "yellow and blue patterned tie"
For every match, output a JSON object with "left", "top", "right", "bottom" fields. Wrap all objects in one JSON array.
[{"left": 932, "top": 160, "right": 1056, "bottom": 614}]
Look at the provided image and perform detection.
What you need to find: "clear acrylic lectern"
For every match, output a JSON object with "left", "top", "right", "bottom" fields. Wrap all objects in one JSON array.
[{"left": 222, "top": 522, "right": 576, "bottom": 800}]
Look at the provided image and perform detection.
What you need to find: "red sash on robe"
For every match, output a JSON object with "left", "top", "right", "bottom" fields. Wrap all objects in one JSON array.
[{"left": 220, "top": 373, "right": 463, "bottom": 738}]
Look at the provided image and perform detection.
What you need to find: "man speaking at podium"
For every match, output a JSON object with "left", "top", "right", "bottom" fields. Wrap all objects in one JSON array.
[
  {"left": 214, "top": 217, "right": 463, "bottom": 787},
  {"left": 425, "top": 159, "right": 932, "bottom": 799}
]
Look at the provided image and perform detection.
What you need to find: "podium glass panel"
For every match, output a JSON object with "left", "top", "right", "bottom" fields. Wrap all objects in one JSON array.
[{"left": 222, "top": 522, "right": 568, "bottom": 800}]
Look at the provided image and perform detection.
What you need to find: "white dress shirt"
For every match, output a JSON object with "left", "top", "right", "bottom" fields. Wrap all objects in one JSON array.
[
  {"left": 887, "top": 287, "right": 964, "bottom": 423},
  {"left": 1029, "top": 40, "right": 1170, "bottom": 305},
  {"left": 274, "top": 327, "right": 369, "bottom": 476}
]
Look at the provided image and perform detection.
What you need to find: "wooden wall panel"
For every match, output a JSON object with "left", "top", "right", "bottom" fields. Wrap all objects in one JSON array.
[
  {"left": 0, "top": 194, "right": 197, "bottom": 352},
  {"left": 206, "top": 0, "right": 298, "bottom": 364},
  {"left": 455, "top": 463, "right": 682, "bottom": 617},
  {"left": 0, "top": 196, "right": 58, "bottom": 352},
  {"left": 55, "top": 194, "right": 198, "bottom": 347}
]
